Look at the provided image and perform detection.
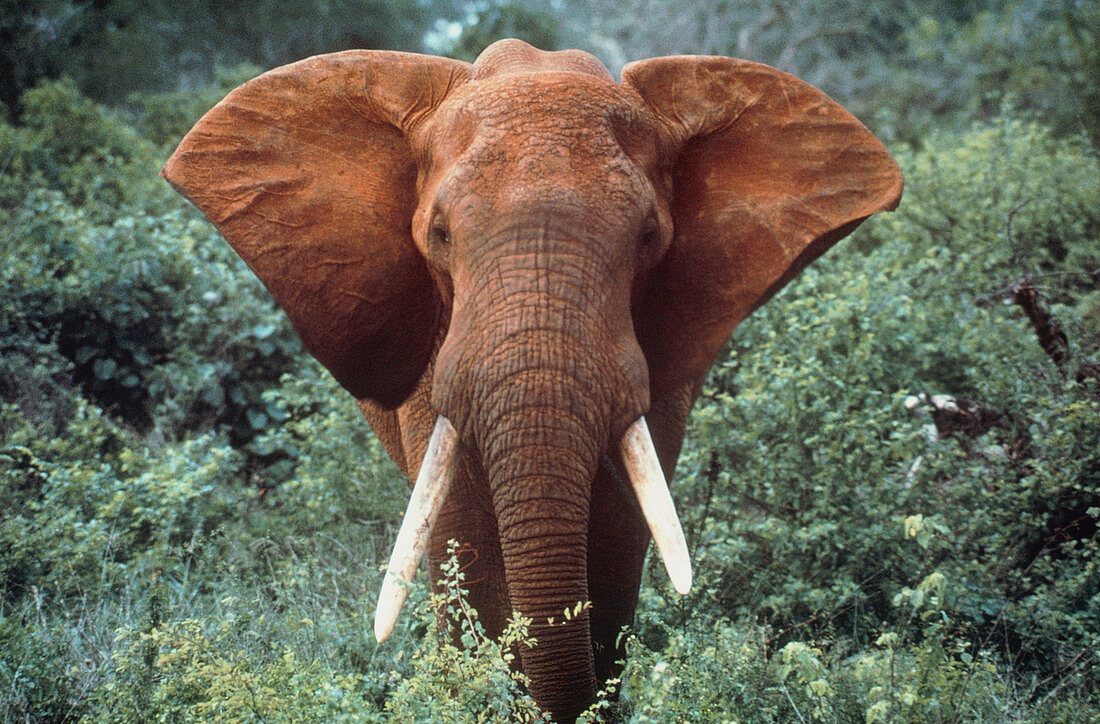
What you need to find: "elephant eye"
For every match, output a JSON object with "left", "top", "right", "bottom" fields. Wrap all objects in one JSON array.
[
  {"left": 429, "top": 221, "right": 450, "bottom": 248},
  {"left": 640, "top": 217, "right": 661, "bottom": 247}
]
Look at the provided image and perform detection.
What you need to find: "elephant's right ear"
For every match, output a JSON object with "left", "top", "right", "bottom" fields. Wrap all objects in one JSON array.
[{"left": 162, "top": 51, "right": 470, "bottom": 408}]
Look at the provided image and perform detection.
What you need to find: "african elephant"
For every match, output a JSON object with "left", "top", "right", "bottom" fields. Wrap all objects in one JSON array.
[{"left": 162, "top": 39, "right": 902, "bottom": 720}]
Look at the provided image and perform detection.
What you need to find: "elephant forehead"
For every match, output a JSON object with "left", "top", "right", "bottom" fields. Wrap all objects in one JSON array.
[
  {"left": 434, "top": 74, "right": 659, "bottom": 154},
  {"left": 426, "top": 80, "right": 659, "bottom": 203},
  {"left": 443, "top": 127, "right": 653, "bottom": 221}
]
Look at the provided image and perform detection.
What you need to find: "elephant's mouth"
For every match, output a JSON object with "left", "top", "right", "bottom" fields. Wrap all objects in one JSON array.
[{"left": 373, "top": 414, "right": 691, "bottom": 643}]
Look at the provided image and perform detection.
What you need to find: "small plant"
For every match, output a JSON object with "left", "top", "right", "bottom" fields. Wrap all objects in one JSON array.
[
  {"left": 385, "top": 540, "right": 550, "bottom": 722},
  {"left": 95, "top": 615, "right": 376, "bottom": 722}
]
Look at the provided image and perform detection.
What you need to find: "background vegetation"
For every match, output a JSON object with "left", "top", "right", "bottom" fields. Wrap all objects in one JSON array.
[{"left": 2, "top": 1, "right": 1098, "bottom": 721}]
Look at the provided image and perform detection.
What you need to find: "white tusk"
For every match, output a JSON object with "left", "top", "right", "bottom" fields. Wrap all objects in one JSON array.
[
  {"left": 620, "top": 416, "right": 693, "bottom": 595},
  {"left": 374, "top": 415, "right": 459, "bottom": 643}
]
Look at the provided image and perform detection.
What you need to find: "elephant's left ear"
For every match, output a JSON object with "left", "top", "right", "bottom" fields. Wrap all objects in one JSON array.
[
  {"left": 623, "top": 56, "right": 902, "bottom": 395},
  {"left": 163, "top": 51, "right": 470, "bottom": 408}
]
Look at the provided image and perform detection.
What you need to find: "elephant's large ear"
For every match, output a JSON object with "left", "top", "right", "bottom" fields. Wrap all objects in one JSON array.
[
  {"left": 623, "top": 57, "right": 902, "bottom": 395},
  {"left": 162, "top": 51, "right": 470, "bottom": 408}
]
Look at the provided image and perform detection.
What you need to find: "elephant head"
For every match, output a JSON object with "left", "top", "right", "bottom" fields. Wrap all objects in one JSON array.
[{"left": 163, "top": 39, "right": 901, "bottom": 720}]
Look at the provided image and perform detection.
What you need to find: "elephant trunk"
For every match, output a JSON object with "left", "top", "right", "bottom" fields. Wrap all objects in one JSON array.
[
  {"left": 474, "top": 352, "right": 606, "bottom": 720},
  {"left": 429, "top": 226, "right": 651, "bottom": 719}
]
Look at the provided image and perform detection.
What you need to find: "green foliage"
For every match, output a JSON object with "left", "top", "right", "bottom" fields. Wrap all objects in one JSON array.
[
  {"left": 3, "top": 77, "right": 162, "bottom": 219},
  {"left": 1, "top": 418, "right": 243, "bottom": 599},
  {"left": 442, "top": 1, "right": 562, "bottom": 62},
  {"left": 385, "top": 540, "right": 551, "bottom": 722},
  {"left": 1, "top": 79, "right": 303, "bottom": 439},
  {"left": 666, "top": 115, "right": 1100, "bottom": 718},
  {"left": 0, "top": 350, "right": 402, "bottom": 721},
  {"left": 864, "top": 1, "right": 1100, "bottom": 145},
  {"left": 622, "top": 574, "right": 1095, "bottom": 723},
  {"left": 620, "top": 618, "right": 779, "bottom": 721},
  {"left": 1064, "top": 0, "right": 1100, "bottom": 153},
  {"left": 95, "top": 615, "right": 377, "bottom": 722},
  {"left": 0, "top": 80, "right": 364, "bottom": 721},
  {"left": 881, "top": 115, "right": 1100, "bottom": 285},
  {"left": 251, "top": 368, "right": 400, "bottom": 498},
  {"left": 0, "top": 398, "right": 247, "bottom": 719},
  {"left": 88, "top": 543, "right": 569, "bottom": 723},
  {"left": 0, "top": 601, "right": 95, "bottom": 722},
  {"left": 0, "top": 0, "right": 432, "bottom": 107}
]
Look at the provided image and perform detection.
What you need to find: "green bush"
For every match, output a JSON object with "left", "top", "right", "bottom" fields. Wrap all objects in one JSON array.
[
  {"left": 88, "top": 543, "right": 560, "bottom": 723},
  {"left": 384, "top": 541, "right": 551, "bottom": 722},
  {"left": 1, "top": 0, "right": 432, "bottom": 108},
  {"left": 0, "top": 360, "right": 402, "bottom": 721},
  {"left": 4, "top": 78, "right": 161, "bottom": 218},
  {"left": 95, "top": 615, "right": 378, "bottom": 723},
  {"left": 247, "top": 367, "right": 406, "bottom": 531},
  {"left": 1, "top": 79, "right": 303, "bottom": 440},
  {"left": 0, "top": 414, "right": 243, "bottom": 600},
  {"left": 857, "top": 2, "right": 1100, "bottom": 146},
  {"left": 663, "top": 115, "right": 1100, "bottom": 716},
  {"left": 0, "top": 398, "right": 246, "bottom": 720},
  {"left": 622, "top": 566, "right": 1096, "bottom": 723}
]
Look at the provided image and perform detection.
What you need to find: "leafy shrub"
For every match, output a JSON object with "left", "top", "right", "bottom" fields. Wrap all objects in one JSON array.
[
  {"left": 4, "top": 78, "right": 161, "bottom": 219},
  {"left": 0, "top": 399, "right": 245, "bottom": 720},
  {"left": 623, "top": 563, "right": 1094, "bottom": 723},
  {"left": 665, "top": 114, "right": 1100, "bottom": 714},
  {"left": 385, "top": 541, "right": 551, "bottom": 722},
  {"left": 246, "top": 367, "right": 406, "bottom": 531},
  {"left": 95, "top": 616, "right": 378, "bottom": 723},
  {"left": 0, "top": 367, "right": 396, "bottom": 722},
  {"left": 0, "top": 406, "right": 243, "bottom": 599},
  {"left": 860, "top": 2, "right": 1100, "bottom": 146},
  {"left": 1, "top": 79, "right": 303, "bottom": 440},
  {"left": 89, "top": 543, "right": 560, "bottom": 723}
]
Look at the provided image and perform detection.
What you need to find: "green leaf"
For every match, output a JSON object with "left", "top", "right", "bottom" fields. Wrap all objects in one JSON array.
[
  {"left": 246, "top": 409, "right": 268, "bottom": 430},
  {"left": 93, "top": 357, "right": 117, "bottom": 379}
]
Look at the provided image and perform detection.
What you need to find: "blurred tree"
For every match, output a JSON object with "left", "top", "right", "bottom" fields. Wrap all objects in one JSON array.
[
  {"left": 865, "top": 0, "right": 1100, "bottom": 144},
  {"left": 0, "top": 0, "right": 79, "bottom": 113},
  {"left": 542, "top": 0, "right": 917, "bottom": 88},
  {"left": 1064, "top": 0, "right": 1099, "bottom": 151},
  {"left": 444, "top": 1, "right": 561, "bottom": 62},
  {"left": 0, "top": 0, "right": 432, "bottom": 109},
  {"left": 534, "top": 0, "right": 1097, "bottom": 145}
]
